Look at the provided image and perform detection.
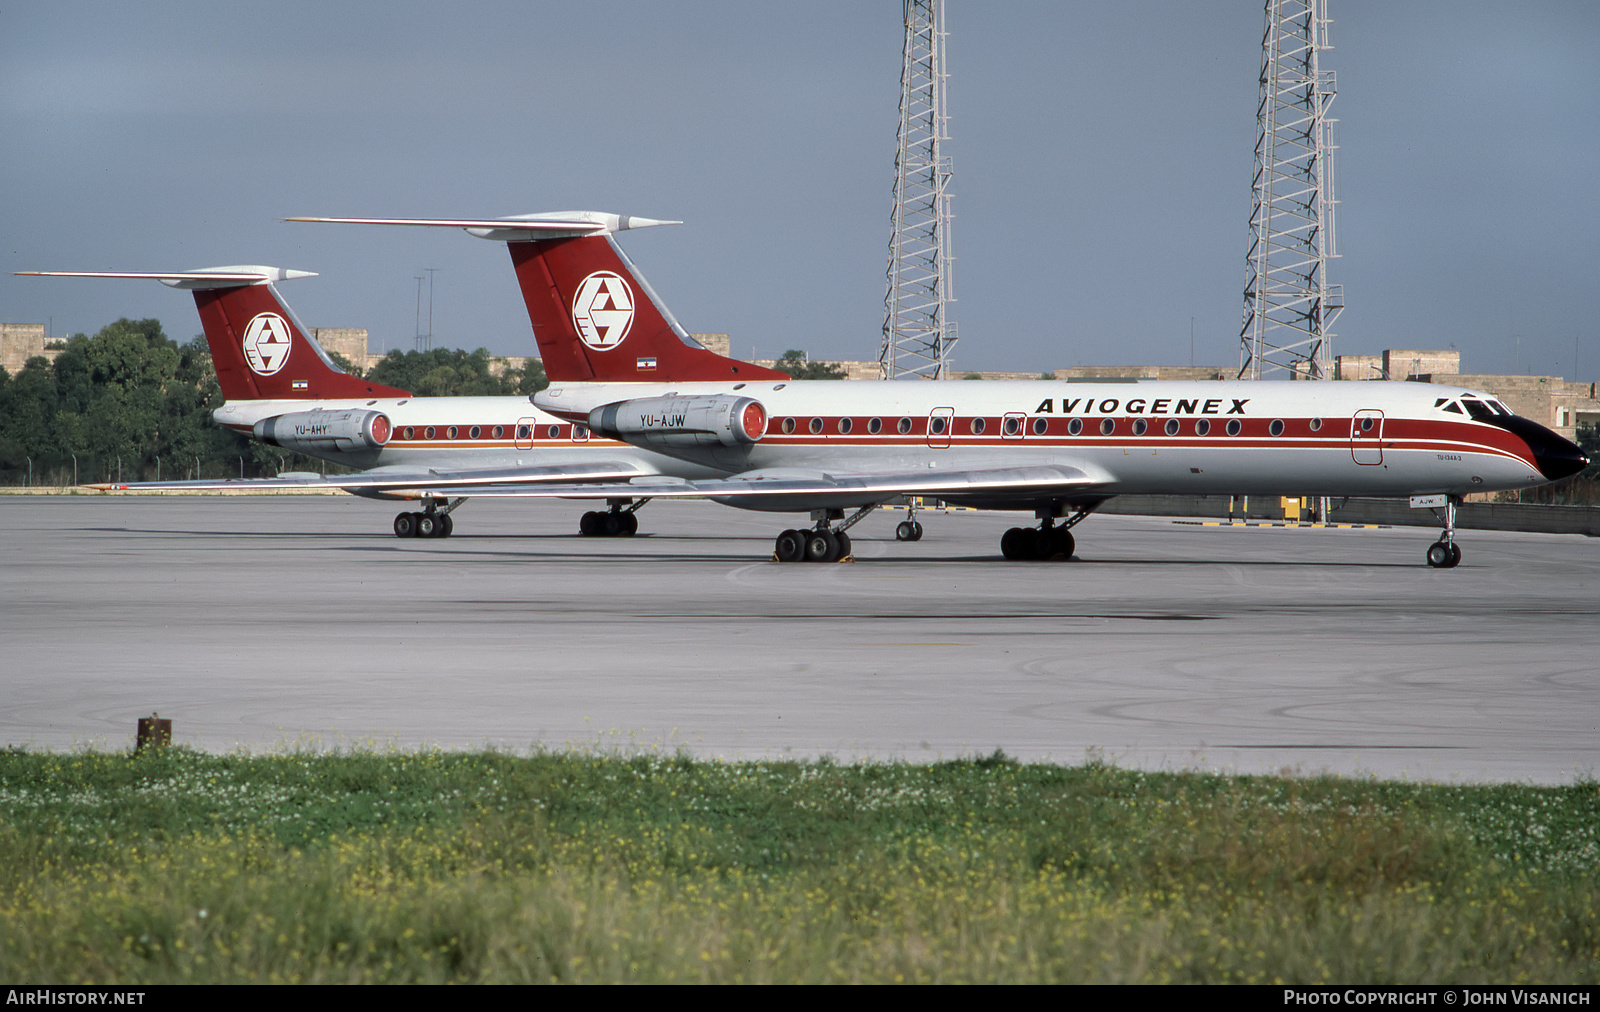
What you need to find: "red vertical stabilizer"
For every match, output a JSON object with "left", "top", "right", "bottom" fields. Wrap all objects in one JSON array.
[
  {"left": 507, "top": 236, "right": 788, "bottom": 383},
  {"left": 190, "top": 281, "right": 410, "bottom": 401}
]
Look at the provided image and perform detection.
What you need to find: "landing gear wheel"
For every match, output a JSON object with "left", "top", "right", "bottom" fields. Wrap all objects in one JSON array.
[
  {"left": 1046, "top": 528, "right": 1074, "bottom": 560},
  {"left": 1000, "top": 527, "right": 1025, "bottom": 560},
  {"left": 1449, "top": 542, "right": 1462, "bottom": 567},
  {"left": 415, "top": 513, "right": 438, "bottom": 538},
  {"left": 579, "top": 511, "right": 600, "bottom": 536},
  {"left": 394, "top": 512, "right": 417, "bottom": 538},
  {"left": 1426, "top": 542, "right": 1454, "bottom": 568},
  {"left": 909, "top": 521, "right": 923, "bottom": 541},
  {"left": 805, "top": 529, "right": 840, "bottom": 563},
  {"left": 437, "top": 514, "right": 453, "bottom": 538},
  {"left": 619, "top": 512, "right": 638, "bottom": 536},
  {"left": 775, "top": 529, "right": 805, "bottom": 562},
  {"left": 896, "top": 520, "right": 917, "bottom": 542},
  {"left": 601, "top": 512, "right": 624, "bottom": 537},
  {"left": 834, "top": 532, "right": 852, "bottom": 560}
]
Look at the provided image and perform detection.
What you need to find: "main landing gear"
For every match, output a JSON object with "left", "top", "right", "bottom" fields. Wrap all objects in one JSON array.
[
  {"left": 1000, "top": 506, "right": 1092, "bottom": 561},
  {"left": 1425, "top": 495, "right": 1463, "bottom": 569},
  {"left": 393, "top": 497, "right": 464, "bottom": 539},
  {"left": 579, "top": 498, "right": 650, "bottom": 538},
  {"left": 772, "top": 505, "right": 877, "bottom": 563}
]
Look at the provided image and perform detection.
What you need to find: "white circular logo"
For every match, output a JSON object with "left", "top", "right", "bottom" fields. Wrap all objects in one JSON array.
[
  {"left": 572, "top": 271, "right": 635, "bottom": 350},
  {"left": 241, "top": 312, "right": 293, "bottom": 376}
]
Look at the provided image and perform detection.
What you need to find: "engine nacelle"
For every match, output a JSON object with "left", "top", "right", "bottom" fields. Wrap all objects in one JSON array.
[
  {"left": 253, "top": 409, "right": 393, "bottom": 453},
  {"left": 588, "top": 394, "right": 767, "bottom": 448}
]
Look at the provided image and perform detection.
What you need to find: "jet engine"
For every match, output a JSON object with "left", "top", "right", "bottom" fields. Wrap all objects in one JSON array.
[
  {"left": 253, "top": 409, "right": 393, "bottom": 453},
  {"left": 587, "top": 394, "right": 767, "bottom": 448}
]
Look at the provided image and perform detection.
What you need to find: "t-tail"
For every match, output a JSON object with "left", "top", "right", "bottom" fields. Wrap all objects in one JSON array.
[
  {"left": 14, "top": 268, "right": 410, "bottom": 401},
  {"left": 286, "top": 212, "right": 789, "bottom": 383}
]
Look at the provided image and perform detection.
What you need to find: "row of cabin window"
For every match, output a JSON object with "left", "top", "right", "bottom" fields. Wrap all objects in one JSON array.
[
  {"left": 396, "top": 423, "right": 589, "bottom": 441},
  {"left": 775, "top": 416, "right": 1327, "bottom": 438}
]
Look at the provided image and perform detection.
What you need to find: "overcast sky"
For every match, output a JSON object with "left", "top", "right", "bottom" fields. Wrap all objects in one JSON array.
[{"left": 3, "top": 1, "right": 1597, "bottom": 379}]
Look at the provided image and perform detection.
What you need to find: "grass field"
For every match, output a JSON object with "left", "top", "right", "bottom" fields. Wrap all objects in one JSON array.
[{"left": 1, "top": 748, "right": 1595, "bottom": 983}]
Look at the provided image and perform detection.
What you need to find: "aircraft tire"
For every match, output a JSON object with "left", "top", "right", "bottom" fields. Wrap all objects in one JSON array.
[
  {"left": 895, "top": 520, "right": 917, "bottom": 542},
  {"left": 438, "top": 514, "right": 453, "bottom": 538},
  {"left": 1000, "top": 527, "right": 1024, "bottom": 560},
  {"left": 1048, "top": 528, "right": 1074, "bottom": 560},
  {"left": 835, "top": 532, "right": 852, "bottom": 559},
  {"left": 910, "top": 521, "right": 923, "bottom": 541},
  {"left": 775, "top": 529, "right": 806, "bottom": 562},
  {"left": 602, "top": 512, "right": 624, "bottom": 536},
  {"left": 579, "top": 511, "right": 599, "bottom": 536},
  {"left": 619, "top": 512, "right": 638, "bottom": 536},
  {"left": 1449, "top": 543, "right": 1462, "bottom": 567},
  {"left": 415, "top": 513, "right": 438, "bottom": 538},
  {"left": 1426, "top": 542, "right": 1453, "bottom": 568},
  {"left": 805, "top": 529, "right": 840, "bottom": 563},
  {"left": 394, "top": 512, "right": 416, "bottom": 538},
  {"left": 1017, "top": 528, "right": 1042, "bottom": 560}
]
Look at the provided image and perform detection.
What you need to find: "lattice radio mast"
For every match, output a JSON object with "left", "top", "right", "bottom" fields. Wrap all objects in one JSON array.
[
  {"left": 882, "top": 0, "right": 956, "bottom": 380},
  {"left": 1240, "top": 0, "right": 1342, "bottom": 380}
]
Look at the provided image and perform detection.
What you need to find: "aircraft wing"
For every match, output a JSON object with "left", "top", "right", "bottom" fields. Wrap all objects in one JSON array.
[
  {"left": 88, "top": 460, "right": 653, "bottom": 495},
  {"left": 397, "top": 463, "right": 1102, "bottom": 503}
]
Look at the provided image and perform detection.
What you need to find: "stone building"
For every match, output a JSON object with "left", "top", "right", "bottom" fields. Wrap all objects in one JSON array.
[{"left": 0, "top": 323, "right": 62, "bottom": 374}]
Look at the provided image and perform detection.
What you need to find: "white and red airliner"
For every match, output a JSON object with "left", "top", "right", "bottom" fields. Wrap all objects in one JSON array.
[
  {"left": 295, "top": 211, "right": 1589, "bottom": 568},
  {"left": 17, "top": 225, "right": 787, "bottom": 538}
]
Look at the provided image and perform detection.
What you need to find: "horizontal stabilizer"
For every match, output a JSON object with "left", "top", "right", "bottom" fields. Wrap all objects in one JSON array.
[
  {"left": 16, "top": 267, "right": 317, "bottom": 290},
  {"left": 84, "top": 460, "right": 654, "bottom": 497},
  {"left": 285, "top": 211, "right": 679, "bottom": 242}
]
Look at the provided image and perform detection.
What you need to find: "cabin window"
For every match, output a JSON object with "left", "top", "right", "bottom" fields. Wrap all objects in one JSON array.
[
  {"left": 1032, "top": 417, "right": 1049, "bottom": 436},
  {"left": 1360, "top": 416, "right": 1376, "bottom": 432},
  {"left": 492, "top": 425, "right": 504, "bottom": 438},
  {"left": 446, "top": 426, "right": 459, "bottom": 439},
  {"left": 1195, "top": 419, "right": 1211, "bottom": 436},
  {"left": 1309, "top": 417, "right": 1323, "bottom": 432},
  {"left": 809, "top": 417, "right": 824, "bottom": 435},
  {"left": 782, "top": 417, "right": 796, "bottom": 435},
  {"left": 424, "top": 426, "right": 436, "bottom": 439},
  {"left": 838, "top": 417, "right": 853, "bottom": 435},
  {"left": 868, "top": 417, "right": 883, "bottom": 434},
  {"left": 970, "top": 417, "right": 986, "bottom": 435},
  {"left": 548, "top": 425, "right": 561, "bottom": 438},
  {"left": 1164, "top": 418, "right": 1180, "bottom": 436},
  {"left": 403, "top": 426, "right": 415, "bottom": 440},
  {"left": 929, "top": 416, "right": 947, "bottom": 435},
  {"left": 1268, "top": 419, "right": 1285, "bottom": 437},
  {"left": 516, "top": 425, "right": 530, "bottom": 440},
  {"left": 1226, "top": 419, "right": 1242, "bottom": 436},
  {"left": 1067, "top": 418, "right": 1083, "bottom": 436},
  {"left": 1099, "top": 418, "right": 1115, "bottom": 436},
  {"left": 1004, "top": 416, "right": 1021, "bottom": 436},
  {"left": 469, "top": 426, "right": 481, "bottom": 439},
  {"left": 898, "top": 417, "right": 913, "bottom": 434},
  {"left": 1131, "top": 418, "right": 1147, "bottom": 436}
]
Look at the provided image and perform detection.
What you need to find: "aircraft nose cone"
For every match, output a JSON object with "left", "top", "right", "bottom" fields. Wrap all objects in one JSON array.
[{"left": 1536, "top": 440, "right": 1589, "bottom": 482}]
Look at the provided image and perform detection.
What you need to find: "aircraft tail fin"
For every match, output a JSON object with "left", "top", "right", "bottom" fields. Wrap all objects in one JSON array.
[
  {"left": 286, "top": 213, "right": 789, "bottom": 383},
  {"left": 15, "top": 268, "right": 410, "bottom": 400}
]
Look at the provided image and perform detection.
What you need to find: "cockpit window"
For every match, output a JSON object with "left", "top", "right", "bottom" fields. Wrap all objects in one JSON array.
[
  {"left": 1441, "top": 401, "right": 1463, "bottom": 415},
  {"left": 1460, "top": 398, "right": 1497, "bottom": 422}
]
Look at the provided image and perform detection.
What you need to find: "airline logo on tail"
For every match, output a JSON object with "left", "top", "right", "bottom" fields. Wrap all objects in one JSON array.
[
  {"left": 572, "top": 271, "right": 635, "bottom": 350},
  {"left": 242, "top": 312, "right": 293, "bottom": 375}
]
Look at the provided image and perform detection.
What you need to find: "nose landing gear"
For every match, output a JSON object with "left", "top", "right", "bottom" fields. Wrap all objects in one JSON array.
[{"left": 1425, "top": 495, "right": 1463, "bottom": 569}]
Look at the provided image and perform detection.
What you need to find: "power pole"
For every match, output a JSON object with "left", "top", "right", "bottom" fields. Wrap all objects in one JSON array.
[
  {"left": 882, "top": 0, "right": 956, "bottom": 380},
  {"left": 1240, "top": 0, "right": 1341, "bottom": 381}
]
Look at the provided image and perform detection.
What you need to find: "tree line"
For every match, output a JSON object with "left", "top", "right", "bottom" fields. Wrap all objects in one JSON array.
[{"left": 0, "top": 318, "right": 550, "bottom": 486}]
